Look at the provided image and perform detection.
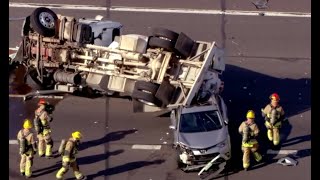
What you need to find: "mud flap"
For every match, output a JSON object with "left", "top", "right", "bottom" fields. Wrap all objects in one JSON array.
[{"left": 155, "top": 79, "right": 175, "bottom": 108}]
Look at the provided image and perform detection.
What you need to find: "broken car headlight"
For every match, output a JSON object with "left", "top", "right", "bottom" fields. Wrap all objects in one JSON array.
[
  {"left": 179, "top": 143, "right": 194, "bottom": 155},
  {"left": 216, "top": 141, "right": 226, "bottom": 148}
]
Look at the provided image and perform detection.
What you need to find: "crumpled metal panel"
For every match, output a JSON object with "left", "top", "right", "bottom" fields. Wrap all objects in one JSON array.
[{"left": 277, "top": 156, "right": 298, "bottom": 166}]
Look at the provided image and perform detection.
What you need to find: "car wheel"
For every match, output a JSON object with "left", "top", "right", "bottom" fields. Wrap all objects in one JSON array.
[{"left": 30, "top": 7, "right": 58, "bottom": 37}]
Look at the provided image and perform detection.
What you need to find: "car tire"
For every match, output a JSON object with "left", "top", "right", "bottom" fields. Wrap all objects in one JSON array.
[
  {"left": 148, "top": 36, "right": 175, "bottom": 52},
  {"left": 30, "top": 7, "right": 58, "bottom": 37},
  {"left": 152, "top": 27, "right": 179, "bottom": 42}
]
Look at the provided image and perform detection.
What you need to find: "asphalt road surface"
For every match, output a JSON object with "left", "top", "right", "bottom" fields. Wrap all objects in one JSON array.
[{"left": 9, "top": 0, "right": 311, "bottom": 180}]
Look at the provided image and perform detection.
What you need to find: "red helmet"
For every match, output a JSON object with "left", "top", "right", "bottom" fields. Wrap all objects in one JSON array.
[
  {"left": 269, "top": 93, "right": 280, "bottom": 101},
  {"left": 38, "top": 99, "right": 46, "bottom": 105}
]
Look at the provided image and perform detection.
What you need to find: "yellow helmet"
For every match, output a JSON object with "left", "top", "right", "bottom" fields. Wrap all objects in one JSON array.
[
  {"left": 246, "top": 110, "right": 255, "bottom": 119},
  {"left": 72, "top": 131, "right": 82, "bottom": 140},
  {"left": 23, "top": 119, "right": 33, "bottom": 129}
]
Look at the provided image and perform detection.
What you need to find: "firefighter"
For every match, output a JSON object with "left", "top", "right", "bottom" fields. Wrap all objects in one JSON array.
[
  {"left": 17, "top": 119, "right": 37, "bottom": 178},
  {"left": 261, "top": 93, "right": 285, "bottom": 146},
  {"left": 239, "top": 110, "right": 262, "bottom": 170},
  {"left": 34, "top": 98, "right": 54, "bottom": 158},
  {"left": 56, "top": 131, "right": 87, "bottom": 180}
]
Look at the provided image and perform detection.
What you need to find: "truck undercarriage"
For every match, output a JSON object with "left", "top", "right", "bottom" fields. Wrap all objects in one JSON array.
[{"left": 10, "top": 7, "right": 225, "bottom": 113}]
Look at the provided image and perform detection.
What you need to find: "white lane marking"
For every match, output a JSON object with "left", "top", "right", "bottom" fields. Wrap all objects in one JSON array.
[
  {"left": 267, "top": 149, "right": 298, "bottom": 155},
  {"left": 9, "top": 140, "right": 18, "bottom": 145},
  {"left": 9, "top": 94, "right": 64, "bottom": 99},
  {"left": 9, "top": 2, "right": 310, "bottom": 18},
  {"left": 9, "top": 17, "right": 25, "bottom": 21},
  {"left": 132, "top": 145, "right": 162, "bottom": 150}
]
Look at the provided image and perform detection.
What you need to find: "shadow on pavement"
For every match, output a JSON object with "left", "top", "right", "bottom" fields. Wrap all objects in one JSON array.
[
  {"left": 78, "top": 149, "right": 124, "bottom": 165},
  {"left": 221, "top": 64, "right": 310, "bottom": 173},
  {"left": 84, "top": 159, "right": 165, "bottom": 180},
  {"left": 281, "top": 134, "right": 311, "bottom": 147},
  {"left": 79, "top": 129, "right": 137, "bottom": 151},
  {"left": 32, "top": 161, "right": 61, "bottom": 178}
]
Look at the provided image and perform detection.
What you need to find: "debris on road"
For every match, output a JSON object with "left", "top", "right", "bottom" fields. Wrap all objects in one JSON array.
[
  {"left": 277, "top": 157, "right": 298, "bottom": 166},
  {"left": 252, "top": 0, "right": 269, "bottom": 9}
]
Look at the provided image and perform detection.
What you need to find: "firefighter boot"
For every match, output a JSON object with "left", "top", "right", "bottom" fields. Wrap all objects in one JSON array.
[
  {"left": 75, "top": 171, "right": 86, "bottom": 180},
  {"left": 45, "top": 144, "right": 53, "bottom": 158},
  {"left": 20, "top": 155, "right": 26, "bottom": 176},
  {"left": 242, "top": 148, "right": 250, "bottom": 170},
  {"left": 38, "top": 138, "right": 45, "bottom": 157},
  {"left": 56, "top": 167, "right": 68, "bottom": 180},
  {"left": 25, "top": 159, "right": 32, "bottom": 178},
  {"left": 267, "top": 129, "right": 273, "bottom": 141},
  {"left": 253, "top": 152, "right": 262, "bottom": 162},
  {"left": 273, "top": 128, "right": 280, "bottom": 146}
]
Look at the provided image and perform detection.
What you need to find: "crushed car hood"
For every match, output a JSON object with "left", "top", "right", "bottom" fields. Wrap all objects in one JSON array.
[{"left": 178, "top": 127, "right": 227, "bottom": 149}]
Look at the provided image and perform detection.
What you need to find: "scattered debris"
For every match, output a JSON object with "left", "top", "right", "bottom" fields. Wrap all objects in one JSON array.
[
  {"left": 160, "top": 137, "right": 163, "bottom": 141},
  {"left": 166, "top": 132, "right": 169, "bottom": 135},
  {"left": 277, "top": 156, "right": 298, "bottom": 166},
  {"left": 94, "top": 121, "right": 98, "bottom": 124},
  {"left": 259, "top": 12, "right": 265, "bottom": 16},
  {"left": 243, "top": 86, "right": 247, "bottom": 90},
  {"left": 252, "top": 0, "right": 269, "bottom": 9},
  {"left": 231, "top": 40, "right": 239, "bottom": 45},
  {"left": 249, "top": 93, "right": 252, "bottom": 96},
  {"left": 106, "top": 126, "right": 108, "bottom": 129},
  {"left": 300, "top": 115, "right": 303, "bottom": 118},
  {"left": 163, "top": 141, "right": 167, "bottom": 144}
]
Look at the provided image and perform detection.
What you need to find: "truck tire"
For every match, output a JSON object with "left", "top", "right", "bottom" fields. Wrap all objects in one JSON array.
[
  {"left": 132, "top": 89, "right": 161, "bottom": 106},
  {"left": 30, "top": 7, "right": 58, "bottom": 37},
  {"left": 134, "top": 81, "right": 159, "bottom": 94},
  {"left": 152, "top": 27, "right": 179, "bottom": 42},
  {"left": 148, "top": 37, "right": 175, "bottom": 52}
]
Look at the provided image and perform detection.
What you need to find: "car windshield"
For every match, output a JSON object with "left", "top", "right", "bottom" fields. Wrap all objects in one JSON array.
[{"left": 179, "top": 110, "right": 222, "bottom": 133}]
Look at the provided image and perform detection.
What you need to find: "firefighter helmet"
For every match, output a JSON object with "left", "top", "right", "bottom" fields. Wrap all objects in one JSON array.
[
  {"left": 23, "top": 119, "right": 33, "bottom": 129},
  {"left": 270, "top": 93, "right": 280, "bottom": 101},
  {"left": 72, "top": 131, "right": 82, "bottom": 140},
  {"left": 246, "top": 110, "right": 255, "bottom": 119},
  {"left": 38, "top": 98, "right": 46, "bottom": 105}
]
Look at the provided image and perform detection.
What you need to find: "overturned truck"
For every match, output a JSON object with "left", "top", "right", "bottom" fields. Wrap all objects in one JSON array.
[{"left": 10, "top": 7, "right": 225, "bottom": 113}]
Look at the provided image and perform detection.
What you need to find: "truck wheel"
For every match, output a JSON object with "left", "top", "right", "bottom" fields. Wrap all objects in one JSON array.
[
  {"left": 152, "top": 27, "right": 179, "bottom": 42},
  {"left": 28, "top": 69, "right": 55, "bottom": 90},
  {"left": 134, "top": 81, "right": 159, "bottom": 94},
  {"left": 132, "top": 89, "right": 161, "bottom": 106},
  {"left": 30, "top": 7, "right": 58, "bottom": 37},
  {"left": 148, "top": 37, "right": 175, "bottom": 52}
]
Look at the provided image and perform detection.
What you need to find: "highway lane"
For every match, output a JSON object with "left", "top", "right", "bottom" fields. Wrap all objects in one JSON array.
[
  {"left": 9, "top": 2, "right": 311, "bottom": 180},
  {"left": 9, "top": 0, "right": 311, "bottom": 12}
]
